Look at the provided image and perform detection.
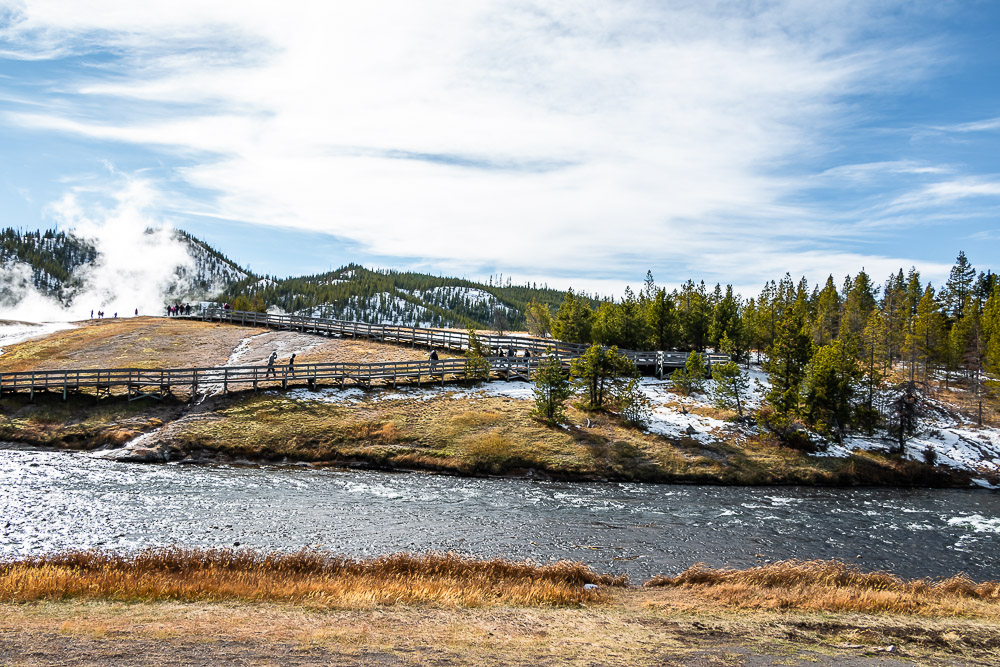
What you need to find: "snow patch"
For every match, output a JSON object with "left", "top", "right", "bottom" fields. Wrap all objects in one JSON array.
[{"left": 0, "top": 321, "right": 76, "bottom": 357}]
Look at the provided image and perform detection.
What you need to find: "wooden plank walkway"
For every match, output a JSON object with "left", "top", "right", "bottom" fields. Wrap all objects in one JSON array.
[
  {"left": 0, "top": 309, "right": 730, "bottom": 401},
  {"left": 0, "top": 356, "right": 556, "bottom": 401},
  {"left": 189, "top": 309, "right": 729, "bottom": 370}
]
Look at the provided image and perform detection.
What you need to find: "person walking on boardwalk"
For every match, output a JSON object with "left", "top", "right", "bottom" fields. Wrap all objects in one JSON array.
[
  {"left": 287, "top": 353, "right": 296, "bottom": 378},
  {"left": 265, "top": 351, "right": 277, "bottom": 378},
  {"left": 429, "top": 348, "right": 439, "bottom": 373}
]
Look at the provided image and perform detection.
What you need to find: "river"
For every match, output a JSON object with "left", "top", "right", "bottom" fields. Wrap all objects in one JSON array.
[{"left": 2, "top": 446, "right": 998, "bottom": 581}]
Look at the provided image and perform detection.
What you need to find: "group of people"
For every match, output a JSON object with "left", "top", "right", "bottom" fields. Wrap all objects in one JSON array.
[
  {"left": 167, "top": 304, "right": 192, "bottom": 316},
  {"left": 264, "top": 351, "right": 295, "bottom": 378},
  {"left": 90, "top": 308, "right": 141, "bottom": 319}
]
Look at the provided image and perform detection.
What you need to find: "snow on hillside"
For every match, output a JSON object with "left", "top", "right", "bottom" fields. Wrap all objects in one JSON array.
[{"left": 297, "top": 292, "right": 443, "bottom": 328}]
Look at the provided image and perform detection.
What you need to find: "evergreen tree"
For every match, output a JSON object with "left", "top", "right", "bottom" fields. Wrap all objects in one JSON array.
[
  {"left": 524, "top": 299, "right": 553, "bottom": 337},
  {"left": 531, "top": 357, "right": 572, "bottom": 422},
  {"left": 811, "top": 275, "right": 841, "bottom": 346},
  {"left": 570, "top": 344, "right": 635, "bottom": 409},
  {"left": 943, "top": 251, "right": 977, "bottom": 319},
  {"left": 677, "top": 280, "right": 710, "bottom": 350},
  {"left": 711, "top": 360, "right": 750, "bottom": 417},
  {"left": 764, "top": 310, "right": 813, "bottom": 417},
  {"left": 670, "top": 351, "right": 709, "bottom": 396},
  {"left": 552, "top": 289, "right": 594, "bottom": 343},
  {"left": 709, "top": 285, "right": 741, "bottom": 353},
  {"left": 881, "top": 269, "right": 908, "bottom": 369},
  {"left": 800, "top": 340, "right": 860, "bottom": 442},
  {"left": 983, "top": 285, "right": 1000, "bottom": 399},
  {"left": 464, "top": 329, "right": 491, "bottom": 381},
  {"left": 592, "top": 286, "right": 647, "bottom": 350},
  {"left": 840, "top": 270, "right": 877, "bottom": 342},
  {"left": 614, "top": 377, "right": 652, "bottom": 427},
  {"left": 645, "top": 288, "right": 679, "bottom": 351},
  {"left": 906, "top": 286, "right": 946, "bottom": 384},
  {"left": 857, "top": 311, "right": 887, "bottom": 434}
]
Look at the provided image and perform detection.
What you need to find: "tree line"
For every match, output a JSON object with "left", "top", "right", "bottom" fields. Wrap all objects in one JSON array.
[{"left": 529, "top": 252, "right": 1000, "bottom": 445}]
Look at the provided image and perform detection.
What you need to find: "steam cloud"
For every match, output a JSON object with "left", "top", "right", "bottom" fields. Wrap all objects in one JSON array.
[{"left": 1, "top": 177, "right": 196, "bottom": 323}]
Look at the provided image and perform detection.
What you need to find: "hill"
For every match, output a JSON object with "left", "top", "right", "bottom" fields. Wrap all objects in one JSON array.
[
  {"left": 1, "top": 226, "right": 571, "bottom": 329},
  {"left": 221, "top": 264, "right": 569, "bottom": 330},
  {"left": 0, "top": 227, "right": 252, "bottom": 310}
]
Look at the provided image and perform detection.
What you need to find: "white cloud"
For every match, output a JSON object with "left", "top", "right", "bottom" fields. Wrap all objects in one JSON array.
[{"left": 0, "top": 0, "right": 967, "bottom": 291}]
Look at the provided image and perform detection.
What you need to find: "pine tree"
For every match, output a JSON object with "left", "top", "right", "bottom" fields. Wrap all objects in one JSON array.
[
  {"left": 464, "top": 329, "right": 491, "bottom": 381},
  {"left": 764, "top": 310, "right": 813, "bottom": 417},
  {"left": 670, "top": 351, "right": 709, "bottom": 396},
  {"left": 881, "top": 269, "right": 908, "bottom": 369},
  {"left": 906, "top": 286, "right": 946, "bottom": 385},
  {"left": 711, "top": 360, "right": 750, "bottom": 417},
  {"left": 857, "top": 311, "right": 887, "bottom": 434},
  {"left": 570, "top": 344, "right": 635, "bottom": 409},
  {"left": 709, "top": 285, "right": 741, "bottom": 353},
  {"left": 840, "top": 270, "right": 877, "bottom": 343},
  {"left": 943, "top": 251, "right": 977, "bottom": 319},
  {"left": 532, "top": 357, "right": 572, "bottom": 422},
  {"left": 645, "top": 288, "right": 679, "bottom": 351},
  {"left": 677, "top": 280, "right": 711, "bottom": 351},
  {"left": 525, "top": 299, "right": 553, "bottom": 337},
  {"left": 983, "top": 285, "right": 1000, "bottom": 400},
  {"left": 811, "top": 275, "right": 841, "bottom": 346},
  {"left": 551, "top": 289, "right": 594, "bottom": 343},
  {"left": 800, "top": 340, "right": 860, "bottom": 442}
]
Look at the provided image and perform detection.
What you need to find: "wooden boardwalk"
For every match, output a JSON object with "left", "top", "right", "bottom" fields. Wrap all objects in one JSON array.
[
  {"left": 0, "top": 309, "right": 729, "bottom": 401},
  {"left": 0, "top": 356, "right": 547, "bottom": 401},
  {"left": 189, "top": 309, "right": 729, "bottom": 371}
]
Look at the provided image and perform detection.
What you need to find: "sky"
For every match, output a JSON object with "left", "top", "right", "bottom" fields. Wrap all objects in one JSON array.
[{"left": 2, "top": 0, "right": 1000, "bottom": 299}]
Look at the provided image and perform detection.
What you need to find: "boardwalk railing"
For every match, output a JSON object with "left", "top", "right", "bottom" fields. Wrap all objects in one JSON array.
[
  {"left": 0, "top": 310, "right": 730, "bottom": 400},
  {"left": 0, "top": 355, "right": 565, "bottom": 401},
  {"left": 189, "top": 309, "right": 715, "bottom": 372}
]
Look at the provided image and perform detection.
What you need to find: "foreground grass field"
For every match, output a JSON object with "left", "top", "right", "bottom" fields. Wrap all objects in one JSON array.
[{"left": 2, "top": 550, "right": 999, "bottom": 665}]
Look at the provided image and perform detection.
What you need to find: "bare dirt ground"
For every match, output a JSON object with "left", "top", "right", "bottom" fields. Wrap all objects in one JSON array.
[
  {"left": 3, "top": 591, "right": 987, "bottom": 666},
  {"left": 0, "top": 317, "right": 449, "bottom": 373}
]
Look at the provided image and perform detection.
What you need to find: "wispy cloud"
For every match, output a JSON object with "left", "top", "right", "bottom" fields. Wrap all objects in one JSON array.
[
  {"left": 934, "top": 117, "right": 1000, "bottom": 133},
  {"left": 0, "top": 0, "right": 988, "bottom": 293}
]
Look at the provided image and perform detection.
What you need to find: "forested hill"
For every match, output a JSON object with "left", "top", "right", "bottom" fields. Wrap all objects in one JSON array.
[
  {"left": 0, "top": 226, "right": 251, "bottom": 307},
  {"left": 0, "top": 227, "right": 97, "bottom": 304},
  {"left": 222, "top": 264, "right": 570, "bottom": 330}
]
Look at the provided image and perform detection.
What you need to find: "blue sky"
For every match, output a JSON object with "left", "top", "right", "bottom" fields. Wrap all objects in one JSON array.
[{"left": 1, "top": 1, "right": 1000, "bottom": 298}]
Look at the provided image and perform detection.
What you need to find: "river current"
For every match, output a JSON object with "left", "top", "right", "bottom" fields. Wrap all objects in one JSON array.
[{"left": 2, "top": 446, "right": 998, "bottom": 581}]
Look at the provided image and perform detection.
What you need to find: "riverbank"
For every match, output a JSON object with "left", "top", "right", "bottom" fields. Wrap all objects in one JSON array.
[
  {"left": 1, "top": 316, "right": 996, "bottom": 488},
  {"left": 0, "top": 386, "right": 967, "bottom": 487},
  {"left": 2, "top": 550, "right": 998, "bottom": 665}
]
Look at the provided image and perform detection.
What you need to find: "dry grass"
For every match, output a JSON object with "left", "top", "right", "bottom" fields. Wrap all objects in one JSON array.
[
  {"left": 0, "top": 317, "right": 453, "bottom": 375},
  {"left": 0, "top": 548, "right": 625, "bottom": 608},
  {"left": 0, "top": 318, "right": 254, "bottom": 372},
  {"left": 646, "top": 559, "right": 1000, "bottom": 619}
]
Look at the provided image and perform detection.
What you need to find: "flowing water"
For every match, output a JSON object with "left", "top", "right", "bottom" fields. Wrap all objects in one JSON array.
[{"left": 2, "top": 446, "right": 998, "bottom": 581}]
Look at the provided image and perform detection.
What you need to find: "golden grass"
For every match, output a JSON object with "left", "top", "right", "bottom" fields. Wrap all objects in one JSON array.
[
  {"left": 645, "top": 559, "right": 1000, "bottom": 619},
  {"left": 0, "top": 548, "right": 626, "bottom": 608}
]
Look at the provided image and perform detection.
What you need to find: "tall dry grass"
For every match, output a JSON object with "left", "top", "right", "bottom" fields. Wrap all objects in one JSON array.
[
  {"left": 645, "top": 559, "right": 1000, "bottom": 618},
  {"left": 0, "top": 549, "right": 626, "bottom": 608}
]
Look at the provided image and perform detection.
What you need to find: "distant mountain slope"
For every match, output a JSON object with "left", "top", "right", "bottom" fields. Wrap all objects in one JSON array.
[
  {"left": 222, "top": 264, "right": 568, "bottom": 329},
  {"left": 1, "top": 225, "right": 567, "bottom": 328},
  {"left": 0, "top": 227, "right": 252, "bottom": 308},
  {"left": 1, "top": 228, "right": 98, "bottom": 305}
]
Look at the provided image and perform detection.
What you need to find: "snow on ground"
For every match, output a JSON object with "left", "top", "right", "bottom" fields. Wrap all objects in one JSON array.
[
  {"left": 639, "top": 379, "right": 730, "bottom": 444},
  {"left": 0, "top": 321, "right": 76, "bottom": 357},
  {"left": 271, "top": 361, "right": 1000, "bottom": 485}
]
